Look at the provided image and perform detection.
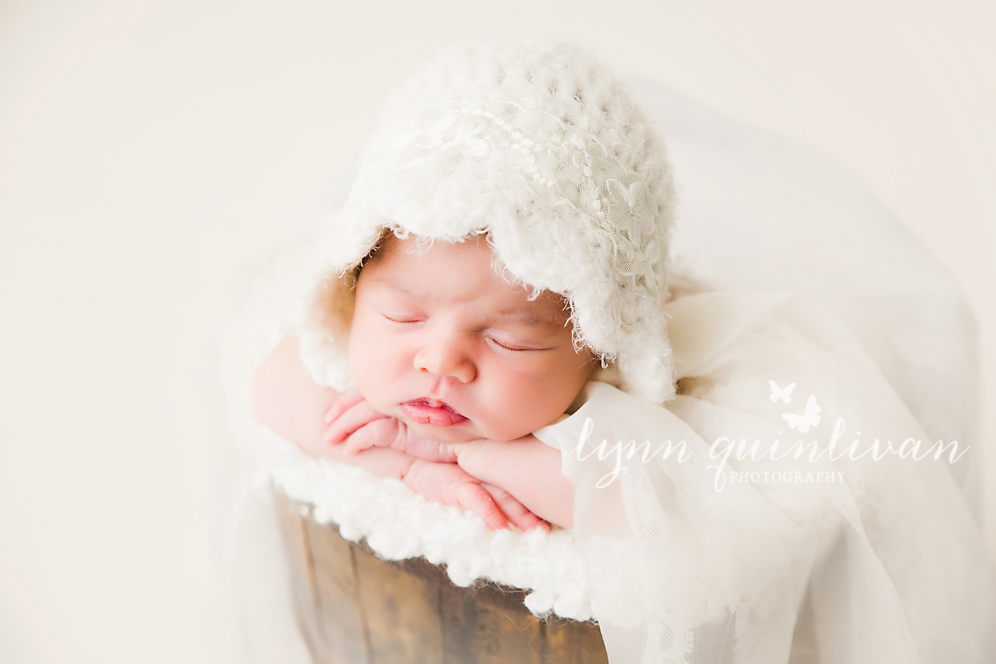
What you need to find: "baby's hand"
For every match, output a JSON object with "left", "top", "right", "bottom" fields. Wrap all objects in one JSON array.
[
  {"left": 402, "top": 459, "right": 549, "bottom": 532},
  {"left": 323, "top": 389, "right": 456, "bottom": 462}
]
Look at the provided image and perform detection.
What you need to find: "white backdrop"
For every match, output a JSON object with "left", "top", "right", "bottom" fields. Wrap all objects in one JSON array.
[{"left": 1, "top": 1, "right": 994, "bottom": 662}]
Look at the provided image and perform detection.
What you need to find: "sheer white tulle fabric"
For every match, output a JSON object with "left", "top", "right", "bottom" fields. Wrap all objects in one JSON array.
[
  {"left": 534, "top": 290, "right": 996, "bottom": 664},
  {"left": 215, "top": 81, "right": 992, "bottom": 663}
]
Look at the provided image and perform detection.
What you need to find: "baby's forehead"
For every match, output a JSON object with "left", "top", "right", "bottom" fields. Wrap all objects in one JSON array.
[{"left": 363, "top": 232, "right": 571, "bottom": 325}]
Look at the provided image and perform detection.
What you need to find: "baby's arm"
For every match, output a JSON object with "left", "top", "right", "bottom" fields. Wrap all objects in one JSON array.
[
  {"left": 452, "top": 438, "right": 573, "bottom": 529},
  {"left": 324, "top": 393, "right": 572, "bottom": 528}
]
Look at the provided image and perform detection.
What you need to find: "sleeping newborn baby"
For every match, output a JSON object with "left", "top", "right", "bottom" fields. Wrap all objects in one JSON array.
[
  {"left": 248, "top": 37, "right": 996, "bottom": 663},
  {"left": 251, "top": 36, "right": 679, "bottom": 534},
  {"left": 252, "top": 231, "right": 596, "bottom": 532}
]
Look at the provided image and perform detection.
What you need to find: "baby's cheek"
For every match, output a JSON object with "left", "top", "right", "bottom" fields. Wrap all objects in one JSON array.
[
  {"left": 352, "top": 333, "right": 416, "bottom": 415},
  {"left": 482, "top": 375, "right": 556, "bottom": 440},
  {"left": 516, "top": 364, "right": 586, "bottom": 426},
  {"left": 346, "top": 336, "right": 369, "bottom": 385},
  {"left": 348, "top": 333, "right": 385, "bottom": 395}
]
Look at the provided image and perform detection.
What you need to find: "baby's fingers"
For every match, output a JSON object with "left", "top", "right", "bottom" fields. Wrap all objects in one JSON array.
[
  {"left": 481, "top": 483, "right": 549, "bottom": 532},
  {"left": 324, "top": 388, "right": 366, "bottom": 424},
  {"left": 454, "top": 483, "right": 508, "bottom": 532},
  {"left": 340, "top": 418, "right": 398, "bottom": 455},
  {"left": 400, "top": 436, "right": 458, "bottom": 463},
  {"left": 324, "top": 399, "right": 388, "bottom": 445}
]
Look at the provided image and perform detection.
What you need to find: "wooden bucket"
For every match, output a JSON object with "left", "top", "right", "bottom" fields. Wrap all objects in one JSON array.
[{"left": 275, "top": 491, "right": 609, "bottom": 664}]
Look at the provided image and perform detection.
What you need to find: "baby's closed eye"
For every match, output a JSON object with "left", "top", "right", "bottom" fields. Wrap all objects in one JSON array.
[
  {"left": 484, "top": 333, "right": 552, "bottom": 352},
  {"left": 379, "top": 309, "right": 426, "bottom": 325}
]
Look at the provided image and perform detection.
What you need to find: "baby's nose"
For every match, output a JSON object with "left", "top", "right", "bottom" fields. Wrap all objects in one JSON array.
[{"left": 413, "top": 340, "right": 476, "bottom": 383}]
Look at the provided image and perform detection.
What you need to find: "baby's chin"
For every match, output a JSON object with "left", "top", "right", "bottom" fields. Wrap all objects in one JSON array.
[
  {"left": 404, "top": 419, "right": 521, "bottom": 444},
  {"left": 404, "top": 419, "right": 485, "bottom": 444}
]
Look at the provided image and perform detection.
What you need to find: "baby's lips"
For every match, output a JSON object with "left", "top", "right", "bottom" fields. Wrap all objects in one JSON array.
[{"left": 400, "top": 399, "right": 468, "bottom": 427}]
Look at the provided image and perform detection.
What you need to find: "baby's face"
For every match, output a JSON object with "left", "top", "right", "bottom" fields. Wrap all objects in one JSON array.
[{"left": 349, "top": 234, "right": 595, "bottom": 444}]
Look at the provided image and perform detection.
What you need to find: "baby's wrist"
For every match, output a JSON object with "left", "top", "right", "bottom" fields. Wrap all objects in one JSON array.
[{"left": 450, "top": 439, "right": 495, "bottom": 472}]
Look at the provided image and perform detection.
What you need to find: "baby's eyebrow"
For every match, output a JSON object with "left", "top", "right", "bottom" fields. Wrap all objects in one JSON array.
[
  {"left": 382, "top": 278, "right": 426, "bottom": 301},
  {"left": 493, "top": 307, "right": 566, "bottom": 330},
  {"left": 380, "top": 276, "right": 568, "bottom": 329}
]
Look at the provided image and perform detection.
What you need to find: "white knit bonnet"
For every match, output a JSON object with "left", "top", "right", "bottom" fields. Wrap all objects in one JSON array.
[{"left": 301, "top": 36, "right": 679, "bottom": 404}]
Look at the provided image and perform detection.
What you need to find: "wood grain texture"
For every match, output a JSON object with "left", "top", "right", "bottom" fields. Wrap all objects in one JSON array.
[
  {"left": 274, "top": 490, "right": 608, "bottom": 664},
  {"left": 353, "top": 545, "right": 446, "bottom": 664},
  {"left": 274, "top": 492, "right": 339, "bottom": 663},
  {"left": 307, "top": 518, "right": 371, "bottom": 664},
  {"left": 441, "top": 581, "right": 544, "bottom": 664},
  {"left": 274, "top": 491, "right": 318, "bottom": 604}
]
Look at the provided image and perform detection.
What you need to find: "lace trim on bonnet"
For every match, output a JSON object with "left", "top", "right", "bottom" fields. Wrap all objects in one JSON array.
[{"left": 299, "top": 36, "right": 678, "bottom": 404}]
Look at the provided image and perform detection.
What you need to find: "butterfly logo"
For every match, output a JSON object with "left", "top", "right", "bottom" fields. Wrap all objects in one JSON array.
[
  {"left": 769, "top": 381, "right": 795, "bottom": 404},
  {"left": 782, "top": 395, "right": 821, "bottom": 432}
]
